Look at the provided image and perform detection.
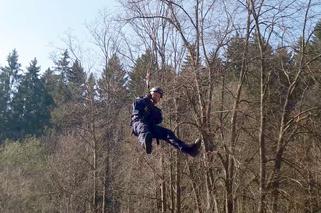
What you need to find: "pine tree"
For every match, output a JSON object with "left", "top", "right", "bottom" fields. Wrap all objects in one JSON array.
[
  {"left": 53, "top": 50, "right": 72, "bottom": 104},
  {"left": 11, "top": 58, "right": 54, "bottom": 138},
  {"left": 307, "top": 20, "right": 321, "bottom": 71},
  {"left": 55, "top": 50, "right": 71, "bottom": 84},
  {"left": 312, "top": 20, "right": 321, "bottom": 46},
  {"left": 127, "top": 50, "right": 156, "bottom": 97},
  {"left": 0, "top": 49, "right": 21, "bottom": 141},
  {"left": 86, "top": 73, "right": 97, "bottom": 104},
  {"left": 225, "top": 36, "right": 247, "bottom": 78},
  {"left": 68, "top": 60, "right": 87, "bottom": 101},
  {"left": 41, "top": 68, "right": 60, "bottom": 98},
  {"left": 68, "top": 59, "right": 86, "bottom": 84},
  {"left": 180, "top": 44, "right": 200, "bottom": 73},
  {"left": 98, "top": 54, "right": 127, "bottom": 106}
]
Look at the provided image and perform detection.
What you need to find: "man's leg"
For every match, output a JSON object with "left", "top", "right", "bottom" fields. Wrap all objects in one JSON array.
[
  {"left": 152, "top": 125, "right": 200, "bottom": 156},
  {"left": 133, "top": 122, "right": 153, "bottom": 154}
]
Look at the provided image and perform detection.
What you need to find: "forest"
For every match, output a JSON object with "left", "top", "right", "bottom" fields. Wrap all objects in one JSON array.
[{"left": 1, "top": 0, "right": 321, "bottom": 212}]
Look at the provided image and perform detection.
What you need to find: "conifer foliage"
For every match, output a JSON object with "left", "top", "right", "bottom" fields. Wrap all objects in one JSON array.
[{"left": 11, "top": 58, "right": 54, "bottom": 138}]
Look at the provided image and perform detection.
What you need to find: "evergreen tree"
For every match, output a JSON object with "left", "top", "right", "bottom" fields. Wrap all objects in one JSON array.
[
  {"left": 55, "top": 50, "right": 71, "bottom": 84},
  {"left": 0, "top": 49, "right": 21, "bottom": 141},
  {"left": 50, "top": 55, "right": 87, "bottom": 131},
  {"left": 53, "top": 50, "right": 72, "bottom": 104},
  {"left": 87, "top": 73, "right": 96, "bottom": 95},
  {"left": 180, "top": 44, "right": 201, "bottom": 73},
  {"left": 98, "top": 54, "right": 127, "bottom": 105},
  {"left": 11, "top": 58, "right": 54, "bottom": 138},
  {"left": 68, "top": 59, "right": 87, "bottom": 101},
  {"left": 311, "top": 20, "right": 321, "bottom": 47},
  {"left": 225, "top": 36, "right": 248, "bottom": 78},
  {"left": 68, "top": 59, "right": 86, "bottom": 84},
  {"left": 127, "top": 50, "right": 156, "bottom": 97},
  {"left": 307, "top": 20, "right": 321, "bottom": 81},
  {"left": 41, "top": 68, "right": 60, "bottom": 98},
  {"left": 0, "top": 49, "right": 21, "bottom": 93}
]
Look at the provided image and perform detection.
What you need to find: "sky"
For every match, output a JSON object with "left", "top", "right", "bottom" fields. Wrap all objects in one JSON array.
[{"left": 0, "top": 0, "right": 119, "bottom": 71}]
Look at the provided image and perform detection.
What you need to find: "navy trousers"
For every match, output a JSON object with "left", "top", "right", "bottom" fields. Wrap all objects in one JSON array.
[{"left": 132, "top": 121, "right": 190, "bottom": 152}]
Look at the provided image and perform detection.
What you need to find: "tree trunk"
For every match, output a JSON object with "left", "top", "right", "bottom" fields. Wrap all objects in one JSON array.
[
  {"left": 226, "top": 154, "right": 234, "bottom": 213},
  {"left": 93, "top": 137, "right": 98, "bottom": 213},
  {"left": 161, "top": 150, "right": 166, "bottom": 213},
  {"left": 249, "top": 1, "right": 268, "bottom": 211},
  {"left": 188, "top": 162, "right": 203, "bottom": 213},
  {"left": 170, "top": 151, "right": 175, "bottom": 213},
  {"left": 175, "top": 151, "right": 181, "bottom": 213}
]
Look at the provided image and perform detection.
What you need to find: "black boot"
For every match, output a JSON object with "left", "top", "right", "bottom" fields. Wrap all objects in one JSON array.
[
  {"left": 186, "top": 138, "right": 201, "bottom": 157},
  {"left": 144, "top": 132, "right": 153, "bottom": 154}
]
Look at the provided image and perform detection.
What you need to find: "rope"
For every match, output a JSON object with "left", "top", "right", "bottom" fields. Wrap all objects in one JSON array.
[
  {"left": 145, "top": 60, "right": 160, "bottom": 145},
  {"left": 145, "top": 69, "right": 151, "bottom": 90},
  {"left": 145, "top": 51, "right": 153, "bottom": 90}
]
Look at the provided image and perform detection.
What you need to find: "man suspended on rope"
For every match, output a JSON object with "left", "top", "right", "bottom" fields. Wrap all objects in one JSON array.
[{"left": 131, "top": 86, "right": 201, "bottom": 157}]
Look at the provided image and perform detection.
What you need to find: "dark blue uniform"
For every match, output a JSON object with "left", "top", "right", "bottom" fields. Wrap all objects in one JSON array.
[{"left": 131, "top": 95, "right": 192, "bottom": 153}]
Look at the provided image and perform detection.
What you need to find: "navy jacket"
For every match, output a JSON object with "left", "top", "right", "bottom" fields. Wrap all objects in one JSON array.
[{"left": 131, "top": 95, "right": 163, "bottom": 126}]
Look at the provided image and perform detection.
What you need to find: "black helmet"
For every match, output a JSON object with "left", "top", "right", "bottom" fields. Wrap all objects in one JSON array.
[{"left": 150, "top": 86, "right": 164, "bottom": 98}]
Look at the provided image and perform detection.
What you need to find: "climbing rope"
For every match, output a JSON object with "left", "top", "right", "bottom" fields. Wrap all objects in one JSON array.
[{"left": 145, "top": 68, "right": 151, "bottom": 90}]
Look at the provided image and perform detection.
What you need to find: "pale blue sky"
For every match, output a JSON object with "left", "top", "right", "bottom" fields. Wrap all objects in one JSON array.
[{"left": 0, "top": 0, "right": 118, "bottom": 70}]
